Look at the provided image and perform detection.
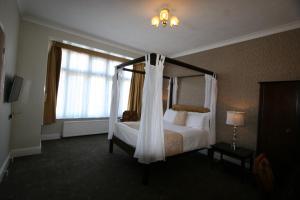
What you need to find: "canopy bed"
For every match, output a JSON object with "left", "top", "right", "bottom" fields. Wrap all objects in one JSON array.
[{"left": 108, "top": 53, "right": 217, "bottom": 184}]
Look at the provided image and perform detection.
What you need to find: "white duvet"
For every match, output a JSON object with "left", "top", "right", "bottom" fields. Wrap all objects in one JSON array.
[{"left": 114, "top": 120, "right": 209, "bottom": 153}]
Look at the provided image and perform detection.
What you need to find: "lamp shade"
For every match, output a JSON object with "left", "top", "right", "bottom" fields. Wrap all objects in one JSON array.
[
  {"left": 226, "top": 111, "right": 245, "bottom": 126},
  {"left": 160, "top": 9, "right": 169, "bottom": 21},
  {"left": 170, "top": 16, "right": 179, "bottom": 27},
  {"left": 151, "top": 16, "right": 160, "bottom": 27}
]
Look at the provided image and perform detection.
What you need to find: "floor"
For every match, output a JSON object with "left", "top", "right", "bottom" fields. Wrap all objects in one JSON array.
[{"left": 0, "top": 134, "right": 260, "bottom": 200}]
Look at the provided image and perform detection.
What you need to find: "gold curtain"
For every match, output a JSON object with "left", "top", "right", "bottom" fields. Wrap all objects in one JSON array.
[
  {"left": 127, "top": 63, "right": 145, "bottom": 118},
  {"left": 43, "top": 42, "right": 62, "bottom": 125}
]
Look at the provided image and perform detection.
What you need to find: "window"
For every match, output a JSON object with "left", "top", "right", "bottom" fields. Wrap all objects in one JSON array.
[{"left": 56, "top": 49, "right": 131, "bottom": 119}]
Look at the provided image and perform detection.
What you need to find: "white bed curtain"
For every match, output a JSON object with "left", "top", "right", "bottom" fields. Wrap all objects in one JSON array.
[
  {"left": 172, "top": 77, "right": 178, "bottom": 105},
  {"left": 108, "top": 69, "right": 121, "bottom": 140},
  {"left": 166, "top": 77, "right": 178, "bottom": 109},
  {"left": 204, "top": 74, "right": 217, "bottom": 145},
  {"left": 134, "top": 54, "right": 166, "bottom": 164},
  {"left": 166, "top": 79, "right": 171, "bottom": 109}
]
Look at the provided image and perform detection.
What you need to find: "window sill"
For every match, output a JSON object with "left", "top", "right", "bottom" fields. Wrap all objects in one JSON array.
[
  {"left": 56, "top": 117, "right": 109, "bottom": 121},
  {"left": 56, "top": 117, "right": 122, "bottom": 121}
]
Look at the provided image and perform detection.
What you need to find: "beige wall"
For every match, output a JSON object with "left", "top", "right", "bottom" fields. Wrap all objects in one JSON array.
[
  {"left": 174, "top": 28, "right": 300, "bottom": 150},
  {"left": 11, "top": 20, "right": 143, "bottom": 150},
  {"left": 177, "top": 77, "right": 205, "bottom": 106},
  {"left": 164, "top": 65, "right": 205, "bottom": 108},
  {"left": 0, "top": 0, "right": 19, "bottom": 167}
]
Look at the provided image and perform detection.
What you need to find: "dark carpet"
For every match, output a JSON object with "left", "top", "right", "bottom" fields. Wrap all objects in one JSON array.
[{"left": 0, "top": 134, "right": 260, "bottom": 200}]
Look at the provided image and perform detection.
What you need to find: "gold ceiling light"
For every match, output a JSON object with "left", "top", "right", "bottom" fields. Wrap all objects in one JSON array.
[{"left": 151, "top": 8, "right": 179, "bottom": 28}]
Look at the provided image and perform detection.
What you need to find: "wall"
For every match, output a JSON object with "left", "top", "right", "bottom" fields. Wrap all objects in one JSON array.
[
  {"left": 0, "top": 0, "right": 19, "bottom": 174},
  {"left": 177, "top": 77, "right": 205, "bottom": 106},
  {"left": 163, "top": 65, "right": 205, "bottom": 109},
  {"left": 10, "top": 20, "right": 143, "bottom": 151},
  {"left": 174, "top": 28, "right": 300, "bottom": 150}
]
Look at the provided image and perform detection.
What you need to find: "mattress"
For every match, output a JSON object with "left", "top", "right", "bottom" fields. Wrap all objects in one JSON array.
[{"left": 114, "top": 121, "right": 209, "bottom": 153}]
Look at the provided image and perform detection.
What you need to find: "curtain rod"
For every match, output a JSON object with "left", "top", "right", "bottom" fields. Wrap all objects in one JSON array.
[
  {"left": 52, "top": 41, "right": 129, "bottom": 63},
  {"left": 177, "top": 74, "right": 204, "bottom": 78},
  {"left": 116, "top": 53, "right": 215, "bottom": 77}
]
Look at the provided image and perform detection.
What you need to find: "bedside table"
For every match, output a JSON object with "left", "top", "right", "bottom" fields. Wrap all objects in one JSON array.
[{"left": 208, "top": 142, "right": 254, "bottom": 181}]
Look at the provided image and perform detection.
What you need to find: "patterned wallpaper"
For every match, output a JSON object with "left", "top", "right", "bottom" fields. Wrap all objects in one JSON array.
[{"left": 165, "top": 28, "right": 300, "bottom": 150}]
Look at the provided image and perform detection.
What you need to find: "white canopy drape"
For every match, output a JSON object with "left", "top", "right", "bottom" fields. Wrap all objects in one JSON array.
[
  {"left": 134, "top": 54, "right": 166, "bottom": 164},
  {"left": 166, "top": 77, "right": 178, "bottom": 109},
  {"left": 204, "top": 74, "right": 217, "bottom": 145},
  {"left": 166, "top": 79, "right": 171, "bottom": 109},
  {"left": 108, "top": 69, "right": 121, "bottom": 140},
  {"left": 172, "top": 77, "right": 178, "bottom": 105}
]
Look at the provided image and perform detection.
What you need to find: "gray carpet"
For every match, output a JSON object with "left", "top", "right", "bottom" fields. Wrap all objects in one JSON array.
[{"left": 0, "top": 134, "right": 260, "bottom": 200}]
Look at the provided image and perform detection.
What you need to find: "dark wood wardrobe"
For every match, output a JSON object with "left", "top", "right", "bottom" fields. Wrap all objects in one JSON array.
[{"left": 257, "top": 81, "right": 300, "bottom": 179}]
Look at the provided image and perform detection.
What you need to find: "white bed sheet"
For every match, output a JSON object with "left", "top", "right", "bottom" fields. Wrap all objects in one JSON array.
[{"left": 114, "top": 121, "right": 209, "bottom": 153}]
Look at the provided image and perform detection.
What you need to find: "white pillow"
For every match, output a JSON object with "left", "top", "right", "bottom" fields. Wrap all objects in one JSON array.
[
  {"left": 186, "top": 112, "right": 210, "bottom": 131},
  {"left": 163, "top": 109, "right": 177, "bottom": 123}
]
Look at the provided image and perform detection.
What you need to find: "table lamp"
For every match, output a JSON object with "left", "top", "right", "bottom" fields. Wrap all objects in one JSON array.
[{"left": 226, "top": 111, "right": 245, "bottom": 151}]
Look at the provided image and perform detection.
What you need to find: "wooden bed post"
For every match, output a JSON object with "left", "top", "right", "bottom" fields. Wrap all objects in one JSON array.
[
  {"left": 142, "top": 164, "right": 150, "bottom": 185},
  {"left": 116, "top": 53, "right": 215, "bottom": 77},
  {"left": 109, "top": 139, "right": 113, "bottom": 153},
  {"left": 149, "top": 53, "right": 157, "bottom": 65}
]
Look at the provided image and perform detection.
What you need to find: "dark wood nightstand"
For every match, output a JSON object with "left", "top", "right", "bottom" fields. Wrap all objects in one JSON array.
[{"left": 208, "top": 142, "right": 254, "bottom": 181}]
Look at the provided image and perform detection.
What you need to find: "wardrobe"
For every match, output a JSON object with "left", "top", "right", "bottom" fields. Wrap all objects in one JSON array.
[{"left": 257, "top": 80, "right": 300, "bottom": 178}]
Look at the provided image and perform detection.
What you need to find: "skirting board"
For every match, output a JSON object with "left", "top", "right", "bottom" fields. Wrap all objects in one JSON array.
[
  {"left": 41, "top": 133, "right": 61, "bottom": 141},
  {"left": 10, "top": 144, "right": 41, "bottom": 158},
  {"left": 0, "top": 153, "right": 10, "bottom": 183}
]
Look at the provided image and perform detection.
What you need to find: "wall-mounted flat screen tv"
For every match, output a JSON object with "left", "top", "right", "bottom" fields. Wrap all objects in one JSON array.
[{"left": 7, "top": 75, "right": 23, "bottom": 102}]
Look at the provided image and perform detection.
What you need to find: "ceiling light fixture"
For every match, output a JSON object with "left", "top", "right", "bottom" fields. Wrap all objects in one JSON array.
[{"left": 151, "top": 8, "right": 179, "bottom": 28}]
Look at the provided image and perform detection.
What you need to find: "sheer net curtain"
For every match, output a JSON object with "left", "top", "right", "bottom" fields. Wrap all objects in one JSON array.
[
  {"left": 56, "top": 49, "right": 131, "bottom": 119},
  {"left": 204, "top": 74, "right": 217, "bottom": 145},
  {"left": 166, "top": 77, "right": 178, "bottom": 109}
]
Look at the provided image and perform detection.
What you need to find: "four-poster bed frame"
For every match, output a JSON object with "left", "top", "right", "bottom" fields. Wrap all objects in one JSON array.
[{"left": 109, "top": 53, "right": 216, "bottom": 184}]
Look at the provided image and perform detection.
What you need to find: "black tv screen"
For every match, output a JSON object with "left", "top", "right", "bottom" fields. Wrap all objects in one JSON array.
[{"left": 8, "top": 76, "right": 23, "bottom": 102}]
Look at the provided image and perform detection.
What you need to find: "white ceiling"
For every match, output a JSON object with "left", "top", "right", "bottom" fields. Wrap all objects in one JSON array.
[{"left": 17, "top": 0, "right": 300, "bottom": 57}]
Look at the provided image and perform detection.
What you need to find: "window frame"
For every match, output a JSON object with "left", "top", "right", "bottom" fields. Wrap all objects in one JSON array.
[{"left": 55, "top": 44, "right": 132, "bottom": 120}]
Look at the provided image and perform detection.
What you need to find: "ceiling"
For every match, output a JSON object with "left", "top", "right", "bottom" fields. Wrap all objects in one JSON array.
[{"left": 17, "top": 0, "right": 300, "bottom": 57}]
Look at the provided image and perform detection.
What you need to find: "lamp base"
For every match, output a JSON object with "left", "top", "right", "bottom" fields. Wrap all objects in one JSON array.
[
  {"left": 232, "top": 141, "right": 237, "bottom": 151},
  {"left": 232, "top": 126, "right": 238, "bottom": 151}
]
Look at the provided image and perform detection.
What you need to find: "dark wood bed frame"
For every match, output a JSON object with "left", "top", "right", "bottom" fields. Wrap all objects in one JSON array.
[
  {"left": 109, "top": 135, "right": 207, "bottom": 184},
  {"left": 109, "top": 53, "right": 216, "bottom": 184}
]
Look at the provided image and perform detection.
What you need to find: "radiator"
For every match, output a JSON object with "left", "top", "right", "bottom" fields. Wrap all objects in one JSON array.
[{"left": 62, "top": 119, "right": 108, "bottom": 137}]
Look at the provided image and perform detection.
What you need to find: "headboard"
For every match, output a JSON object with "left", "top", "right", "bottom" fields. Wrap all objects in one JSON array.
[{"left": 172, "top": 104, "right": 210, "bottom": 113}]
